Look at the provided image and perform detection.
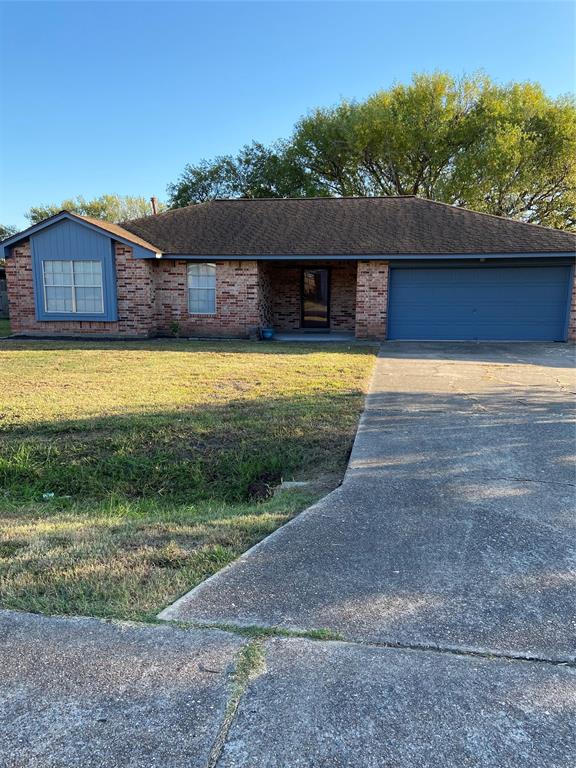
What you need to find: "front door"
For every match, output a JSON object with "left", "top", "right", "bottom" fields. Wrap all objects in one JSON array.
[{"left": 301, "top": 268, "right": 330, "bottom": 329}]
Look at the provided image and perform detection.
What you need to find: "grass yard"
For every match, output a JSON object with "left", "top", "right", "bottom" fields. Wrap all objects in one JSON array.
[{"left": 0, "top": 340, "right": 375, "bottom": 621}]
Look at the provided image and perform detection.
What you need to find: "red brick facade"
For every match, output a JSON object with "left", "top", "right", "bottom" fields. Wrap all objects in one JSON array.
[
  {"left": 355, "top": 261, "right": 390, "bottom": 339},
  {"left": 5, "top": 241, "right": 156, "bottom": 337},
  {"left": 153, "top": 259, "right": 263, "bottom": 337},
  {"left": 262, "top": 261, "right": 357, "bottom": 332},
  {"left": 6, "top": 239, "right": 575, "bottom": 341}
]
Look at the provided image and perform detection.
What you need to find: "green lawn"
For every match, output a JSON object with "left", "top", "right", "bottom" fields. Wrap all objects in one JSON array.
[
  {"left": 0, "top": 340, "right": 375, "bottom": 620},
  {"left": 0, "top": 319, "right": 10, "bottom": 336}
]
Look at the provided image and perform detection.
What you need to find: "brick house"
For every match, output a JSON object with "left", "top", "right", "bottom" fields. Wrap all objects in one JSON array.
[{"left": 2, "top": 197, "right": 575, "bottom": 341}]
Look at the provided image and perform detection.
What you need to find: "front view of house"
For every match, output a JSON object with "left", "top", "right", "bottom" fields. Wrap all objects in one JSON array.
[{"left": 3, "top": 197, "right": 575, "bottom": 341}]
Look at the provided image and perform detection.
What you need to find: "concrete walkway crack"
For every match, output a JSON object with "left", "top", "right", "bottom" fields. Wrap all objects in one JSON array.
[
  {"left": 206, "top": 640, "right": 266, "bottom": 768},
  {"left": 162, "top": 618, "right": 576, "bottom": 669},
  {"left": 341, "top": 636, "right": 576, "bottom": 667}
]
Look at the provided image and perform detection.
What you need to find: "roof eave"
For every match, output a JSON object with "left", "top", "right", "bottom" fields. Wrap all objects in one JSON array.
[
  {"left": 158, "top": 251, "right": 576, "bottom": 261},
  {"left": 1, "top": 211, "right": 162, "bottom": 259}
]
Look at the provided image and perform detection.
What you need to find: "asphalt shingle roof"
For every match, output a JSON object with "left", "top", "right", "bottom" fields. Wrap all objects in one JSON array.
[{"left": 120, "top": 197, "right": 576, "bottom": 256}]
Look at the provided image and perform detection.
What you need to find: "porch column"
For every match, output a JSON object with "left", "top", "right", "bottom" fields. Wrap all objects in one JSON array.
[{"left": 355, "top": 261, "right": 390, "bottom": 339}]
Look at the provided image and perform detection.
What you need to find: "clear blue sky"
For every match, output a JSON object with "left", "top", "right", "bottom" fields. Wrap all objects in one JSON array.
[{"left": 1, "top": 0, "right": 574, "bottom": 228}]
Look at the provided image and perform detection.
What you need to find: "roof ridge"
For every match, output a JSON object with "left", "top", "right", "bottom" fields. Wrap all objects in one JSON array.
[
  {"left": 418, "top": 197, "right": 575, "bottom": 236},
  {"left": 207, "top": 195, "right": 417, "bottom": 202},
  {"left": 121, "top": 196, "right": 418, "bottom": 224}
]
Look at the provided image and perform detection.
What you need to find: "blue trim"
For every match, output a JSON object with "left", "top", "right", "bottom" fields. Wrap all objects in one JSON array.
[
  {"left": 2, "top": 211, "right": 160, "bottom": 259},
  {"left": 387, "top": 257, "right": 575, "bottom": 268},
  {"left": 159, "top": 251, "right": 576, "bottom": 262},
  {"left": 31, "top": 220, "right": 118, "bottom": 322}
]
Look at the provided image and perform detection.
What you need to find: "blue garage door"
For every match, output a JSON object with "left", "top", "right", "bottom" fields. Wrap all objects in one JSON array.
[{"left": 388, "top": 266, "right": 572, "bottom": 341}]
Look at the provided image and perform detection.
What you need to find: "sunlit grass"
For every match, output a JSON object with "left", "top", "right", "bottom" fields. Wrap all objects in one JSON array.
[
  {"left": 0, "top": 340, "right": 375, "bottom": 619},
  {"left": 0, "top": 492, "right": 318, "bottom": 621}
]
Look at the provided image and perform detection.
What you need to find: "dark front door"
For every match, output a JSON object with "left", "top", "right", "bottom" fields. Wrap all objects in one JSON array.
[{"left": 301, "top": 268, "right": 330, "bottom": 328}]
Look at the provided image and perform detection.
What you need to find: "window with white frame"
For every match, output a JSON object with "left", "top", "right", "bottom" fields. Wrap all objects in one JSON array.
[
  {"left": 42, "top": 260, "right": 104, "bottom": 314},
  {"left": 187, "top": 263, "right": 216, "bottom": 314}
]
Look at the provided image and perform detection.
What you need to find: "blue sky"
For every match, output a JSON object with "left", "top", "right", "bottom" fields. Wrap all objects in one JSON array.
[{"left": 1, "top": 0, "right": 575, "bottom": 228}]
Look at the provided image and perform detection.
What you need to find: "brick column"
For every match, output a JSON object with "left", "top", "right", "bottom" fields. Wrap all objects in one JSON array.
[
  {"left": 355, "top": 261, "right": 389, "bottom": 339},
  {"left": 5, "top": 241, "right": 36, "bottom": 333}
]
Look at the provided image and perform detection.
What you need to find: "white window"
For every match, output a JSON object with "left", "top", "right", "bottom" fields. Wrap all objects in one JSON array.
[
  {"left": 43, "top": 260, "right": 104, "bottom": 314},
  {"left": 188, "top": 263, "right": 216, "bottom": 314}
]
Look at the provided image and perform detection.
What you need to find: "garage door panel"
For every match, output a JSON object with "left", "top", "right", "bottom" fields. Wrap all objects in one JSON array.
[{"left": 388, "top": 266, "right": 571, "bottom": 341}]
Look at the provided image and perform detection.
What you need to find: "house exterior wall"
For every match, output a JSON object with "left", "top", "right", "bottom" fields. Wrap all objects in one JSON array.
[
  {"left": 153, "top": 259, "right": 263, "bottom": 337},
  {"left": 5, "top": 240, "right": 155, "bottom": 336},
  {"left": 266, "top": 261, "right": 357, "bottom": 331},
  {"left": 7, "top": 238, "right": 574, "bottom": 342},
  {"left": 355, "top": 260, "right": 390, "bottom": 339},
  {"left": 0, "top": 268, "right": 8, "bottom": 319}
]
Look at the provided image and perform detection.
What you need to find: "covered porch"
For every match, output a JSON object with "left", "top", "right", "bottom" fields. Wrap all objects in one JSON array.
[
  {"left": 257, "top": 259, "right": 388, "bottom": 340},
  {"left": 259, "top": 260, "right": 358, "bottom": 335}
]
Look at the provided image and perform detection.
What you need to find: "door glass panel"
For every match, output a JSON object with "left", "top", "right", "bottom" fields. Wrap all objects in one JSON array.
[{"left": 302, "top": 269, "right": 329, "bottom": 328}]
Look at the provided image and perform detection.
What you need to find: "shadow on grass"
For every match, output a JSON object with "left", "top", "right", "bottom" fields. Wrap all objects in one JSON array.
[
  {"left": 0, "top": 338, "right": 373, "bottom": 356},
  {"left": 0, "top": 390, "right": 364, "bottom": 505}
]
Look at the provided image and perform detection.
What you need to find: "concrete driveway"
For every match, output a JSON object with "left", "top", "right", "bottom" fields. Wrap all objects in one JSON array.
[
  {"left": 3, "top": 343, "right": 575, "bottom": 767},
  {"left": 163, "top": 343, "right": 576, "bottom": 660}
]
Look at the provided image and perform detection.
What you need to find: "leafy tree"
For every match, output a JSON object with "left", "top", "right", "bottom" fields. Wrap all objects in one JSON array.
[
  {"left": 446, "top": 82, "right": 576, "bottom": 229},
  {"left": 169, "top": 73, "right": 576, "bottom": 230},
  {"left": 0, "top": 224, "right": 19, "bottom": 240},
  {"left": 168, "top": 141, "right": 326, "bottom": 206},
  {"left": 25, "top": 194, "right": 166, "bottom": 225}
]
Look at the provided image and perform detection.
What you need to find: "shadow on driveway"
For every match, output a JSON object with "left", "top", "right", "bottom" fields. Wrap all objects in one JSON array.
[{"left": 160, "top": 344, "right": 576, "bottom": 661}]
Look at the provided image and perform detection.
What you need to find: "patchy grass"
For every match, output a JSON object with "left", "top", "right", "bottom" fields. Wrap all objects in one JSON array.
[
  {"left": 0, "top": 340, "right": 375, "bottom": 619},
  {"left": 0, "top": 319, "right": 10, "bottom": 337},
  {"left": 179, "top": 620, "right": 345, "bottom": 641}
]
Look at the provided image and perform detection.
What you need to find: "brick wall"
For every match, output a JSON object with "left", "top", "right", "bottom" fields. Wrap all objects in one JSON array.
[
  {"left": 355, "top": 260, "right": 389, "bottom": 339},
  {"left": 5, "top": 241, "right": 156, "bottom": 337},
  {"left": 6, "top": 250, "right": 363, "bottom": 338},
  {"left": 267, "top": 261, "right": 357, "bottom": 331},
  {"left": 11, "top": 243, "right": 570, "bottom": 342},
  {"left": 153, "top": 259, "right": 264, "bottom": 337}
]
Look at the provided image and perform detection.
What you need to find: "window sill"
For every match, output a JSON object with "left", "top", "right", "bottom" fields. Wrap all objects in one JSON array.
[{"left": 36, "top": 313, "right": 115, "bottom": 322}]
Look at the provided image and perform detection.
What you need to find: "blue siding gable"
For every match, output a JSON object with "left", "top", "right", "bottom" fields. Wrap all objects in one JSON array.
[{"left": 31, "top": 219, "right": 118, "bottom": 321}]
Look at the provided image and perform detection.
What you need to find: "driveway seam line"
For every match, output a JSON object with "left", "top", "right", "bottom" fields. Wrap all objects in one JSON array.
[
  {"left": 159, "top": 617, "right": 576, "bottom": 668},
  {"left": 336, "top": 637, "right": 576, "bottom": 667}
]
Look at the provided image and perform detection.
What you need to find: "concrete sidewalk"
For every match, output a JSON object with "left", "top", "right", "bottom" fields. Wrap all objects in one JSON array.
[
  {"left": 2, "top": 610, "right": 575, "bottom": 768},
  {"left": 0, "top": 610, "right": 244, "bottom": 768}
]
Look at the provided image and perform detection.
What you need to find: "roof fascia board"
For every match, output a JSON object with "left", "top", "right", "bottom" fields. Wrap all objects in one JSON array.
[
  {"left": 2, "top": 212, "right": 160, "bottom": 258},
  {"left": 159, "top": 252, "right": 576, "bottom": 261}
]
